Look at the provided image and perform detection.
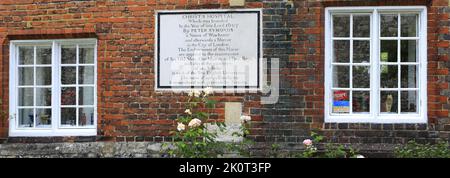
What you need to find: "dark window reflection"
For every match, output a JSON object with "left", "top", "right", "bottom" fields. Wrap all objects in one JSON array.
[
  {"left": 380, "top": 91, "right": 398, "bottom": 113},
  {"left": 352, "top": 91, "right": 370, "bottom": 112},
  {"left": 381, "top": 40, "right": 398, "bottom": 62},
  {"left": 333, "top": 15, "right": 350, "bottom": 37}
]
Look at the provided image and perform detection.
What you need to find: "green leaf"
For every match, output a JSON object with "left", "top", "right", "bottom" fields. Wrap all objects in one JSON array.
[
  {"left": 196, "top": 112, "right": 209, "bottom": 119},
  {"left": 205, "top": 99, "right": 217, "bottom": 108}
]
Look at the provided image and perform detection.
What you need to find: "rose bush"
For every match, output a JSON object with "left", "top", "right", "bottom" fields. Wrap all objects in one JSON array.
[
  {"left": 162, "top": 87, "right": 253, "bottom": 158},
  {"left": 295, "top": 131, "right": 361, "bottom": 158}
]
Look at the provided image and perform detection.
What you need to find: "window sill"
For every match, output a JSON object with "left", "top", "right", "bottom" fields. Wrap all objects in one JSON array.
[
  {"left": 9, "top": 129, "right": 96, "bottom": 137},
  {"left": 325, "top": 115, "right": 427, "bottom": 123}
]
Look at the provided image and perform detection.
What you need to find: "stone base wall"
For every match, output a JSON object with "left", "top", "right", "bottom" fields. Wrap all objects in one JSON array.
[
  {"left": 0, "top": 142, "right": 400, "bottom": 158},
  {"left": 0, "top": 142, "right": 164, "bottom": 158}
]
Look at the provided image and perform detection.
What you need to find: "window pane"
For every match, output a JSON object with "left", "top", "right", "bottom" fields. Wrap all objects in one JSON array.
[
  {"left": 333, "top": 40, "right": 350, "bottom": 63},
  {"left": 36, "top": 109, "right": 51, "bottom": 127},
  {"left": 19, "top": 46, "right": 34, "bottom": 65},
  {"left": 401, "top": 65, "right": 417, "bottom": 88},
  {"left": 401, "top": 14, "right": 417, "bottom": 37},
  {"left": 19, "top": 88, "right": 33, "bottom": 106},
  {"left": 353, "top": 66, "right": 370, "bottom": 88},
  {"left": 19, "top": 108, "right": 34, "bottom": 128},
  {"left": 36, "top": 67, "right": 52, "bottom": 85},
  {"left": 36, "top": 46, "right": 52, "bottom": 64},
  {"left": 79, "top": 87, "right": 94, "bottom": 105},
  {"left": 332, "top": 90, "right": 350, "bottom": 113},
  {"left": 352, "top": 91, "right": 370, "bottom": 113},
  {"left": 79, "top": 66, "right": 94, "bottom": 84},
  {"left": 61, "top": 46, "right": 76, "bottom": 64},
  {"left": 79, "top": 107, "right": 94, "bottom": 126},
  {"left": 333, "top": 15, "right": 350, "bottom": 37},
  {"left": 61, "top": 87, "right": 76, "bottom": 105},
  {"left": 401, "top": 91, "right": 417, "bottom": 113},
  {"left": 401, "top": 40, "right": 417, "bottom": 62},
  {"left": 380, "top": 65, "right": 398, "bottom": 88},
  {"left": 353, "top": 15, "right": 370, "bottom": 37},
  {"left": 332, "top": 66, "right": 349, "bottom": 88},
  {"left": 380, "top": 40, "right": 398, "bottom": 62},
  {"left": 19, "top": 67, "right": 34, "bottom": 86},
  {"left": 353, "top": 40, "right": 370, "bottom": 63},
  {"left": 36, "top": 88, "right": 51, "bottom": 106},
  {"left": 79, "top": 45, "right": 94, "bottom": 64},
  {"left": 380, "top": 91, "right": 398, "bottom": 113},
  {"left": 61, "top": 108, "right": 76, "bottom": 126},
  {"left": 61, "top": 67, "right": 76, "bottom": 84},
  {"left": 380, "top": 14, "right": 398, "bottom": 37}
]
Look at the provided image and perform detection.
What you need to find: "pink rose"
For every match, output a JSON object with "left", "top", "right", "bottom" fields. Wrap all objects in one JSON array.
[
  {"left": 303, "top": 139, "right": 313, "bottom": 146},
  {"left": 188, "top": 118, "right": 202, "bottom": 128}
]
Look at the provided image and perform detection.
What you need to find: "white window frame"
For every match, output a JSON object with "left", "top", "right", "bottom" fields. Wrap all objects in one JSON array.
[
  {"left": 324, "top": 6, "right": 427, "bottom": 123},
  {"left": 9, "top": 39, "right": 97, "bottom": 136}
]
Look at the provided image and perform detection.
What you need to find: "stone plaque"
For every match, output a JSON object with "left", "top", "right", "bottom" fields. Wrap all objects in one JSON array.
[{"left": 155, "top": 9, "right": 262, "bottom": 90}]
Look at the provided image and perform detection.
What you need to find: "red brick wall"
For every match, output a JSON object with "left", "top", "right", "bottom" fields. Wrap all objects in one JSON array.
[
  {"left": 0, "top": 0, "right": 449, "bottom": 148},
  {"left": 427, "top": 0, "right": 450, "bottom": 129},
  {"left": 0, "top": 0, "right": 264, "bottom": 141}
]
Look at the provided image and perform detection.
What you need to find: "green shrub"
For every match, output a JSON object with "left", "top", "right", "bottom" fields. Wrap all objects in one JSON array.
[
  {"left": 269, "top": 143, "right": 281, "bottom": 158},
  {"left": 295, "top": 132, "right": 362, "bottom": 158},
  {"left": 394, "top": 140, "right": 450, "bottom": 158},
  {"left": 161, "top": 88, "right": 253, "bottom": 158}
]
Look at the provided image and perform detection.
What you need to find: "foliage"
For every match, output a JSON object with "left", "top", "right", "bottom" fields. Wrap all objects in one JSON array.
[
  {"left": 394, "top": 140, "right": 450, "bottom": 158},
  {"left": 295, "top": 131, "right": 361, "bottom": 158},
  {"left": 161, "top": 88, "right": 253, "bottom": 158},
  {"left": 323, "top": 143, "right": 358, "bottom": 158},
  {"left": 270, "top": 143, "right": 281, "bottom": 158},
  {"left": 266, "top": 131, "right": 361, "bottom": 158}
]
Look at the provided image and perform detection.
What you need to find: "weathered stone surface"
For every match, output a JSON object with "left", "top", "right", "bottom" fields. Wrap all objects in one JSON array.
[
  {"left": 0, "top": 141, "right": 405, "bottom": 158},
  {"left": 205, "top": 123, "right": 243, "bottom": 142},
  {"left": 0, "top": 142, "right": 164, "bottom": 158},
  {"left": 229, "top": 0, "right": 245, "bottom": 7},
  {"left": 225, "top": 102, "right": 242, "bottom": 124}
]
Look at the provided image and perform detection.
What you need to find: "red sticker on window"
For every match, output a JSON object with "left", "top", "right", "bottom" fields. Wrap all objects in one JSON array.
[{"left": 334, "top": 91, "right": 348, "bottom": 101}]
